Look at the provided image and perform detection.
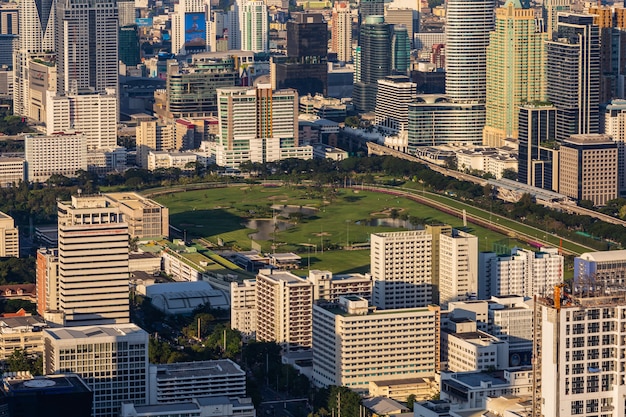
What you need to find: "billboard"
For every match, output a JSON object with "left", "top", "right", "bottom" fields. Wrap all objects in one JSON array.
[
  {"left": 184, "top": 13, "right": 206, "bottom": 48},
  {"left": 135, "top": 17, "right": 153, "bottom": 27}
]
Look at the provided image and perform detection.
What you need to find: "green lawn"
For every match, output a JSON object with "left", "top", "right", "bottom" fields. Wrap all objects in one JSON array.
[{"left": 155, "top": 185, "right": 514, "bottom": 272}]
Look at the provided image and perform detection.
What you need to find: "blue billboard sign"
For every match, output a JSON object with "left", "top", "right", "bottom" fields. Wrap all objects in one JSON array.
[
  {"left": 135, "top": 17, "right": 153, "bottom": 27},
  {"left": 184, "top": 12, "right": 206, "bottom": 48}
]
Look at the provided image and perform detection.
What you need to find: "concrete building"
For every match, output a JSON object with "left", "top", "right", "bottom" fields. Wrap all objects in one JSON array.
[
  {"left": 43, "top": 324, "right": 149, "bottom": 417},
  {"left": 374, "top": 76, "right": 416, "bottom": 134},
  {"left": 171, "top": 0, "right": 208, "bottom": 55},
  {"left": 24, "top": 133, "right": 88, "bottom": 183},
  {"left": 574, "top": 249, "right": 626, "bottom": 288},
  {"left": 230, "top": 279, "right": 257, "bottom": 341},
  {"left": 370, "top": 230, "right": 433, "bottom": 309},
  {"left": 55, "top": 196, "right": 130, "bottom": 326},
  {"left": 542, "top": 0, "right": 570, "bottom": 37},
  {"left": 331, "top": 1, "right": 351, "bottom": 62},
  {"left": 0, "top": 157, "right": 25, "bottom": 187},
  {"left": 241, "top": 1, "right": 268, "bottom": 53},
  {"left": 518, "top": 104, "right": 559, "bottom": 191},
  {"left": 147, "top": 151, "right": 198, "bottom": 171},
  {"left": 439, "top": 229, "right": 478, "bottom": 309},
  {"left": 36, "top": 248, "right": 58, "bottom": 317},
  {"left": 0, "top": 212, "right": 18, "bottom": 257},
  {"left": 558, "top": 134, "right": 618, "bottom": 206},
  {"left": 146, "top": 281, "right": 229, "bottom": 315},
  {"left": 136, "top": 120, "right": 175, "bottom": 169},
  {"left": 148, "top": 360, "right": 246, "bottom": 404},
  {"left": 479, "top": 247, "right": 563, "bottom": 300},
  {"left": 535, "top": 291, "right": 626, "bottom": 417},
  {"left": 0, "top": 314, "right": 46, "bottom": 360},
  {"left": 602, "top": 100, "right": 626, "bottom": 197},
  {"left": 120, "top": 396, "right": 255, "bottom": 417},
  {"left": 483, "top": 0, "right": 545, "bottom": 147},
  {"left": 104, "top": 193, "right": 169, "bottom": 239},
  {"left": 256, "top": 269, "right": 313, "bottom": 351},
  {"left": 306, "top": 270, "right": 372, "bottom": 302},
  {"left": 312, "top": 296, "right": 440, "bottom": 392}
]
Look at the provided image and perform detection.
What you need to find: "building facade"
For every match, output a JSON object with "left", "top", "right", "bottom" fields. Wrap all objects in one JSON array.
[
  {"left": 331, "top": 1, "right": 351, "bottom": 62},
  {"left": 518, "top": 104, "right": 559, "bottom": 191},
  {"left": 438, "top": 229, "right": 478, "bottom": 309},
  {"left": 24, "top": 133, "right": 88, "bottom": 182},
  {"left": 374, "top": 75, "right": 416, "bottom": 134}
]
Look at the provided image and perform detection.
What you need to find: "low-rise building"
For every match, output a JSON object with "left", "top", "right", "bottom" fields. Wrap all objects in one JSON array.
[
  {"left": 441, "top": 319, "right": 508, "bottom": 372},
  {"left": 0, "top": 211, "right": 18, "bottom": 257},
  {"left": 0, "top": 313, "right": 46, "bottom": 360},
  {"left": 145, "top": 281, "right": 229, "bottom": 315},
  {"left": 120, "top": 396, "right": 255, "bottom": 417},
  {"left": 306, "top": 269, "right": 372, "bottom": 302},
  {"left": 24, "top": 132, "right": 87, "bottom": 182},
  {"left": 147, "top": 151, "right": 197, "bottom": 171},
  {"left": 0, "top": 157, "right": 25, "bottom": 187}
]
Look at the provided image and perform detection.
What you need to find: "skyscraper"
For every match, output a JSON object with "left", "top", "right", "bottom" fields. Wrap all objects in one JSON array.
[
  {"left": 352, "top": 15, "right": 392, "bottom": 112},
  {"left": 358, "top": 0, "right": 383, "bottom": 25},
  {"left": 518, "top": 104, "right": 559, "bottom": 191},
  {"left": 56, "top": 195, "right": 130, "bottom": 326},
  {"left": 546, "top": 14, "right": 600, "bottom": 142},
  {"left": 542, "top": 0, "right": 570, "bottom": 38},
  {"left": 240, "top": 0, "right": 268, "bottom": 52},
  {"left": 171, "top": 0, "right": 208, "bottom": 55},
  {"left": 391, "top": 25, "right": 410, "bottom": 75},
  {"left": 55, "top": 0, "right": 119, "bottom": 95},
  {"left": 331, "top": 1, "right": 351, "bottom": 62},
  {"left": 445, "top": 0, "right": 495, "bottom": 103},
  {"left": 483, "top": 0, "right": 545, "bottom": 147}
]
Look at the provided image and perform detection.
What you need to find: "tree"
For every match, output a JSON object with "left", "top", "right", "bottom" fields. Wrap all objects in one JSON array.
[
  {"left": 7, "top": 349, "right": 42, "bottom": 375},
  {"left": 327, "top": 386, "right": 361, "bottom": 417},
  {"left": 444, "top": 156, "right": 458, "bottom": 170},
  {"left": 344, "top": 116, "right": 360, "bottom": 128},
  {"left": 204, "top": 324, "right": 242, "bottom": 359},
  {"left": 406, "top": 394, "right": 417, "bottom": 410},
  {"left": 502, "top": 168, "right": 517, "bottom": 181}
]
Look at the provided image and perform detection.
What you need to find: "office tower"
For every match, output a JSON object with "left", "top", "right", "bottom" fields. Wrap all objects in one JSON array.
[
  {"left": 391, "top": 25, "right": 410, "bottom": 75},
  {"left": 13, "top": 0, "right": 55, "bottom": 116},
  {"left": 119, "top": 25, "right": 141, "bottom": 67},
  {"left": 331, "top": 1, "right": 351, "bottom": 62},
  {"left": 479, "top": 247, "right": 563, "bottom": 300},
  {"left": 535, "top": 291, "right": 626, "bottom": 417},
  {"left": 0, "top": 4, "right": 18, "bottom": 35},
  {"left": 374, "top": 75, "right": 416, "bottom": 134},
  {"left": 558, "top": 134, "right": 618, "bottom": 206},
  {"left": 359, "top": 0, "right": 384, "bottom": 25},
  {"left": 312, "top": 296, "right": 440, "bottom": 389},
  {"left": 407, "top": 101, "right": 486, "bottom": 150},
  {"left": 370, "top": 230, "right": 433, "bottom": 309},
  {"left": 385, "top": 7, "right": 417, "bottom": 48},
  {"left": 46, "top": 91, "right": 118, "bottom": 151},
  {"left": 518, "top": 104, "right": 559, "bottom": 191},
  {"left": 43, "top": 324, "right": 148, "bottom": 417},
  {"left": 210, "top": 9, "right": 240, "bottom": 51},
  {"left": 1, "top": 373, "right": 92, "bottom": 417},
  {"left": 445, "top": 0, "right": 494, "bottom": 103},
  {"left": 272, "top": 13, "right": 328, "bottom": 96},
  {"left": 55, "top": 0, "right": 118, "bottom": 95},
  {"left": 118, "top": 0, "right": 136, "bottom": 26},
  {"left": 483, "top": 0, "right": 545, "bottom": 147},
  {"left": 240, "top": 1, "right": 268, "bottom": 52},
  {"left": 171, "top": 0, "right": 208, "bottom": 55},
  {"left": 214, "top": 84, "right": 311, "bottom": 167},
  {"left": 56, "top": 195, "right": 130, "bottom": 326},
  {"left": 542, "top": 0, "right": 570, "bottom": 38},
  {"left": 353, "top": 15, "right": 392, "bottom": 112},
  {"left": 148, "top": 360, "right": 246, "bottom": 404},
  {"left": 438, "top": 229, "right": 478, "bottom": 309},
  {"left": 546, "top": 14, "right": 600, "bottom": 142},
  {"left": 24, "top": 133, "right": 88, "bottom": 182},
  {"left": 602, "top": 100, "right": 626, "bottom": 197},
  {"left": 255, "top": 269, "right": 313, "bottom": 352},
  {"left": 36, "top": 248, "right": 59, "bottom": 317}
]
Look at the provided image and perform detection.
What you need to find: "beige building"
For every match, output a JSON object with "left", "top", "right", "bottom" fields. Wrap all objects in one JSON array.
[
  {"left": 0, "top": 211, "right": 18, "bottom": 257},
  {"left": 330, "top": 1, "right": 351, "bottom": 62},
  {"left": 0, "top": 314, "right": 46, "bottom": 360},
  {"left": 256, "top": 269, "right": 313, "bottom": 351},
  {"left": 105, "top": 192, "right": 169, "bottom": 239},
  {"left": 312, "top": 296, "right": 440, "bottom": 392},
  {"left": 306, "top": 269, "right": 372, "bottom": 302},
  {"left": 558, "top": 134, "right": 618, "bottom": 206},
  {"left": 0, "top": 157, "right": 25, "bottom": 187},
  {"left": 24, "top": 133, "right": 88, "bottom": 182},
  {"left": 55, "top": 195, "right": 130, "bottom": 326},
  {"left": 230, "top": 279, "right": 257, "bottom": 341},
  {"left": 439, "top": 229, "right": 478, "bottom": 309},
  {"left": 147, "top": 151, "right": 197, "bottom": 171},
  {"left": 136, "top": 120, "right": 175, "bottom": 169},
  {"left": 36, "top": 248, "right": 58, "bottom": 317}
]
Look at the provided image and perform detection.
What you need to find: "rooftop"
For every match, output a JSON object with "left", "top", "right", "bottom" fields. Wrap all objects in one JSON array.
[
  {"left": 153, "top": 359, "right": 244, "bottom": 380},
  {"left": 44, "top": 324, "right": 146, "bottom": 341}
]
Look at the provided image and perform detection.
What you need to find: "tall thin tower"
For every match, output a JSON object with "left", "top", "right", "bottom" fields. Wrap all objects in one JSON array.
[{"left": 331, "top": 1, "right": 352, "bottom": 62}]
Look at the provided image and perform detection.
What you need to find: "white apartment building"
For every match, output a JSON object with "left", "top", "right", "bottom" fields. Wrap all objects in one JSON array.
[
  {"left": 56, "top": 195, "right": 130, "bottom": 326},
  {"left": 171, "top": 0, "right": 208, "bottom": 55},
  {"left": 439, "top": 229, "right": 478, "bottom": 308},
  {"left": 441, "top": 319, "right": 509, "bottom": 372},
  {"left": 0, "top": 211, "right": 18, "bottom": 257},
  {"left": 256, "top": 269, "right": 313, "bottom": 351},
  {"left": 537, "top": 293, "right": 626, "bottom": 417},
  {"left": 46, "top": 89, "right": 118, "bottom": 151},
  {"left": 240, "top": 0, "right": 268, "bottom": 53},
  {"left": 312, "top": 296, "right": 440, "bottom": 392},
  {"left": 43, "top": 324, "right": 149, "bottom": 417},
  {"left": 147, "top": 151, "right": 197, "bottom": 171},
  {"left": 370, "top": 230, "right": 433, "bottom": 309},
  {"left": 148, "top": 359, "right": 246, "bottom": 404},
  {"left": 306, "top": 269, "right": 373, "bottom": 302},
  {"left": 479, "top": 247, "right": 563, "bottom": 299},
  {"left": 374, "top": 76, "right": 416, "bottom": 134},
  {"left": 0, "top": 157, "right": 25, "bottom": 186},
  {"left": 230, "top": 279, "right": 257, "bottom": 341},
  {"left": 24, "top": 133, "right": 88, "bottom": 182}
]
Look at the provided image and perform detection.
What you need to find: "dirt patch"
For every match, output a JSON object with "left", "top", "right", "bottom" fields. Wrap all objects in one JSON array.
[
  {"left": 313, "top": 232, "right": 332, "bottom": 237},
  {"left": 370, "top": 207, "right": 406, "bottom": 216},
  {"left": 267, "top": 195, "right": 289, "bottom": 201}
]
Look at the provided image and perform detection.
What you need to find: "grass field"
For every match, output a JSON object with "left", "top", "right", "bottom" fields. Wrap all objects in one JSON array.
[{"left": 155, "top": 185, "right": 513, "bottom": 273}]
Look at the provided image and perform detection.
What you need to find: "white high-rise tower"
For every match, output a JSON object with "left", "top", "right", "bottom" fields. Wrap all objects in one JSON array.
[
  {"left": 240, "top": 0, "right": 268, "bottom": 52},
  {"left": 171, "top": 0, "right": 209, "bottom": 55}
]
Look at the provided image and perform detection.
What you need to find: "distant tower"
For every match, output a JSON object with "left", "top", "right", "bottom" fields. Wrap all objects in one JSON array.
[
  {"left": 391, "top": 25, "right": 410, "bottom": 75},
  {"left": 240, "top": 1, "right": 268, "bottom": 52},
  {"left": 171, "top": 0, "right": 208, "bottom": 55},
  {"left": 483, "top": 0, "right": 546, "bottom": 147},
  {"left": 331, "top": 1, "right": 352, "bottom": 62},
  {"left": 518, "top": 104, "right": 558, "bottom": 191},
  {"left": 542, "top": 0, "right": 570, "bottom": 38}
]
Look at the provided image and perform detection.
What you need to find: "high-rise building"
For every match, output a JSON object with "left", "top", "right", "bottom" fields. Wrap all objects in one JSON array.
[
  {"left": 385, "top": 7, "right": 417, "bottom": 48},
  {"left": 136, "top": 120, "right": 175, "bottom": 168},
  {"left": 36, "top": 248, "right": 59, "bottom": 317},
  {"left": 213, "top": 84, "right": 311, "bottom": 167},
  {"left": 240, "top": 1, "right": 268, "bottom": 53},
  {"left": 483, "top": 0, "right": 545, "bottom": 147},
  {"left": 210, "top": 9, "right": 240, "bottom": 51},
  {"left": 370, "top": 230, "right": 433, "bottom": 309},
  {"left": 542, "top": 0, "right": 570, "bottom": 38},
  {"left": 359, "top": 0, "right": 384, "bottom": 25},
  {"left": 230, "top": 279, "right": 257, "bottom": 341},
  {"left": 353, "top": 15, "right": 392, "bottom": 112},
  {"left": 171, "top": 0, "right": 208, "bottom": 55},
  {"left": 602, "top": 100, "right": 626, "bottom": 197},
  {"left": 479, "top": 247, "right": 563, "bottom": 300},
  {"left": 374, "top": 75, "right": 416, "bottom": 134},
  {"left": 558, "top": 134, "right": 618, "bottom": 206},
  {"left": 24, "top": 132, "right": 89, "bottom": 182},
  {"left": 55, "top": 0, "right": 118, "bottom": 95},
  {"left": 56, "top": 195, "right": 130, "bottom": 326},
  {"left": 391, "top": 25, "right": 410, "bottom": 75},
  {"left": 331, "top": 1, "right": 351, "bottom": 62},
  {"left": 535, "top": 291, "right": 626, "bottom": 417},
  {"left": 574, "top": 249, "right": 626, "bottom": 288},
  {"left": 117, "top": 0, "right": 136, "bottom": 26},
  {"left": 438, "top": 229, "right": 478, "bottom": 309},
  {"left": 445, "top": 0, "right": 494, "bottom": 103},
  {"left": 546, "top": 14, "right": 600, "bottom": 142},
  {"left": 518, "top": 104, "right": 559, "bottom": 191},
  {"left": 0, "top": 4, "right": 18, "bottom": 35},
  {"left": 255, "top": 269, "right": 313, "bottom": 352},
  {"left": 119, "top": 25, "right": 141, "bottom": 67},
  {"left": 43, "top": 324, "right": 148, "bottom": 417},
  {"left": 312, "top": 296, "right": 440, "bottom": 390}
]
